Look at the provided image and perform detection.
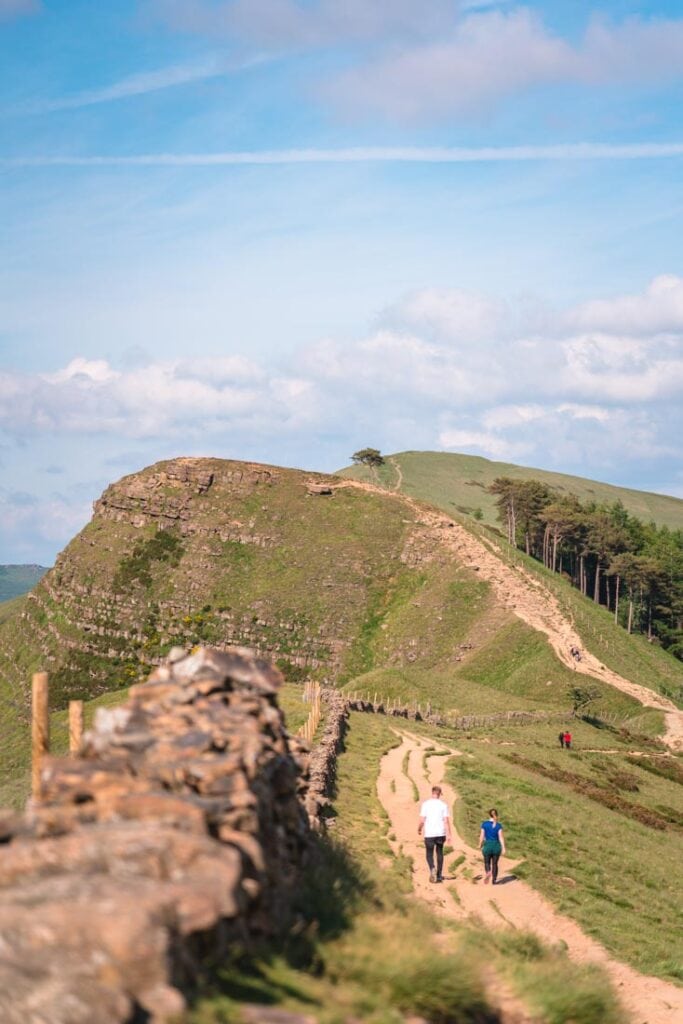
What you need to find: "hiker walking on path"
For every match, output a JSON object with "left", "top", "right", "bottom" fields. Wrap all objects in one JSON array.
[
  {"left": 564, "top": 730, "right": 572, "bottom": 750},
  {"left": 558, "top": 731, "right": 565, "bottom": 748},
  {"left": 418, "top": 785, "right": 452, "bottom": 883},
  {"left": 479, "top": 809, "right": 506, "bottom": 885}
]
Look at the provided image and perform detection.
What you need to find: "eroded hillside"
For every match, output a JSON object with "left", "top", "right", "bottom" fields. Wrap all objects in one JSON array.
[
  {"left": 0, "top": 458, "right": 418, "bottom": 705},
  {"left": 1, "top": 457, "right": 667, "bottom": 747}
]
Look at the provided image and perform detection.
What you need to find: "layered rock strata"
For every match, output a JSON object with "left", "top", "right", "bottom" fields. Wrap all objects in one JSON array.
[
  {"left": 0, "top": 457, "right": 421, "bottom": 704},
  {"left": 0, "top": 646, "right": 310, "bottom": 1024}
]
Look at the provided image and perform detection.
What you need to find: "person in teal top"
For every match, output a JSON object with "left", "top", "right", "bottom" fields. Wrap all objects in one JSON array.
[{"left": 479, "top": 808, "right": 506, "bottom": 884}]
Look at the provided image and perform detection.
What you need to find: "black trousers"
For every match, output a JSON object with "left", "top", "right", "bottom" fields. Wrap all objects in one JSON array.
[
  {"left": 483, "top": 850, "right": 500, "bottom": 883},
  {"left": 424, "top": 835, "right": 445, "bottom": 876}
]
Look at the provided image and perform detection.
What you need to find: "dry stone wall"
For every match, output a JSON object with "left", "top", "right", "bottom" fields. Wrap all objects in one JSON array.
[
  {"left": 301, "top": 688, "right": 350, "bottom": 827},
  {"left": 0, "top": 646, "right": 313, "bottom": 1024}
]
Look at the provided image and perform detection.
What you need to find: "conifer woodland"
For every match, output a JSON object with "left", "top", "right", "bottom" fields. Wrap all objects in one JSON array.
[{"left": 488, "top": 477, "right": 683, "bottom": 659}]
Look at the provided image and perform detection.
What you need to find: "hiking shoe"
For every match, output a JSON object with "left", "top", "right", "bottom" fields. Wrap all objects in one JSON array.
[
  {"left": 429, "top": 869, "right": 436, "bottom": 883},
  {"left": 436, "top": 875, "right": 443, "bottom": 883}
]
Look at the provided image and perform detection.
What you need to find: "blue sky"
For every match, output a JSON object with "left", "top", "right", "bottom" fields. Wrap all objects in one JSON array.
[{"left": 1, "top": 0, "right": 683, "bottom": 563}]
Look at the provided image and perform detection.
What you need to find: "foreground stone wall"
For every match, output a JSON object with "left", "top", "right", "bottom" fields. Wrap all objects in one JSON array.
[{"left": 0, "top": 647, "right": 311, "bottom": 1024}]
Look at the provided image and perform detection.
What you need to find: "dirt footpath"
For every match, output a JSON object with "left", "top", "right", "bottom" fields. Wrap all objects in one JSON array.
[
  {"left": 377, "top": 731, "right": 683, "bottom": 1024},
  {"left": 342, "top": 479, "right": 683, "bottom": 752}
]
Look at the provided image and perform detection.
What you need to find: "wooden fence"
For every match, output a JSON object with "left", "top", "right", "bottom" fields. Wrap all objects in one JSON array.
[
  {"left": 341, "top": 687, "right": 620, "bottom": 732},
  {"left": 24, "top": 672, "right": 644, "bottom": 792},
  {"left": 29, "top": 672, "right": 83, "bottom": 799},
  {"left": 297, "top": 680, "right": 322, "bottom": 743}
]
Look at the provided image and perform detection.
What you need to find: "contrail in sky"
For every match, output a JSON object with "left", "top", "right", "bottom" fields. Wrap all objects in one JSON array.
[
  {"left": 2, "top": 143, "right": 683, "bottom": 167},
  {"left": 8, "top": 53, "right": 272, "bottom": 115}
]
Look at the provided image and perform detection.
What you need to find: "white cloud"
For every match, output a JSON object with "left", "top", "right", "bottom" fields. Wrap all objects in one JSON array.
[
  {"left": 0, "top": 0, "right": 40, "bottom": 20},
  {"left": 0, "top": 356, "right": 318, "bottom": 441},
  {"left": 0, "top": 488, "right": 90, "bottom": 563},
  {"left": 384, "top": 287, "right": 506, "bottom": 343},
  {"left": 43, "top": 358, "right": 120, "bottom": 385},
  {"left": 556, "top": 403, "right": 610, "bottom": 423},
  {"left": 438, "top": 428, "right": 530, "bottom": 460},
  {"left": 302, "top": 329, "right": 490, "bottom": 404},
  {"left": 148, "top": 0, "right": 458, "bottom": 46},
  {"left": 560, "top": 333, "right": 683, "bottom": 402},
  {"left": 148, "top": 4, "right": 683, "bottom": 123},
  {"left": 0, "top": 276, "right": 680, "bottom": 489},
  {"left": 482, "top": 405, "right": 547, "bottom": 430},
  {"left": 328, "top": 9, "right": 683, "bottom": 121},
  {"left": 568, "top": 274, "right": 683, "bottom": 335}
]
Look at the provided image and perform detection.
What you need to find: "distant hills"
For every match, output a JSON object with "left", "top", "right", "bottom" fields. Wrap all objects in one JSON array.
[
  {"left": 0, "top": 564, "right": 47, "bottom": 603},
  {"left": 339, "top": 451, "right": 683, "bottom": 532}
]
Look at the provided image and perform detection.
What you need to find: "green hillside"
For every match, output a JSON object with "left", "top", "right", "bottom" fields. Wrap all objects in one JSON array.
[
  {"left": 1, "top": 455, "right": 682, "bottom": 1015},
  {"left": 341, "top": 450, "right": 683, "bottom": 685},
  {"left": 0, "top": 564, "right": 47, "bottom": 602},
  {"left": 339, "top": 450, "right": 683, "bottom": 531},
  {"left": 0, "top": 455, "right": 668, "bottom": 806}
]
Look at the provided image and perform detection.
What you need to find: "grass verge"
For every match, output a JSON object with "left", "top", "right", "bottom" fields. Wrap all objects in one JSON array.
[
  {"left": 188, "top": 713, "right": 495, "bottom": 1023},
  {"left": 448, "top": 720, "right": 683, "bottom": 982}
]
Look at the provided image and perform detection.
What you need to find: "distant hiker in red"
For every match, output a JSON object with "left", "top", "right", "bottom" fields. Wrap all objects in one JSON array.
[
  {"left": 564, "top": 730, "right": 572, "bottom": 750},
  {"left": 558, "top": 731, "right": 565, "bottom": 749}
]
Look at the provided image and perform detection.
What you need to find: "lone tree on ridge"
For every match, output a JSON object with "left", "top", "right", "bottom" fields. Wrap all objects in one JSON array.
[{"left": 351, "top": 448, "right": 385, "bottom": 467}]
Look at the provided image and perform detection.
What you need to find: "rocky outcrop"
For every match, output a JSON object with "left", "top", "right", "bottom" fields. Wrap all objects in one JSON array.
[
  {"left": 93, "top": 459, "right": 278, "bottom": 532},
  {"left": 0, "top": 647, "right": 310, "bottom": 1024},
  {"left": 0, "top": 457, "right": 413, "bottom": 703}
]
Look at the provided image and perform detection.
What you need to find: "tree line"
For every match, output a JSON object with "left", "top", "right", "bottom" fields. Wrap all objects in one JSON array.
[{"left": 489, "top": 478, "right": 683, "bottom": 660}]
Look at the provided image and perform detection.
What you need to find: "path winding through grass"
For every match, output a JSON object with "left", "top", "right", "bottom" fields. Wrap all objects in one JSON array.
[
  {"left": 339, "top": 479, "right": 683, "bottom": 751},
  {"left": 377, "top": 730, "right": 683, "bottom": 1024}
]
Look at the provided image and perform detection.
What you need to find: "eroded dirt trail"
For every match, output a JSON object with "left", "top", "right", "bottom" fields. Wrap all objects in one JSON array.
[
  {"left": 377, "top": 731, "right": 683, "bottom": 1024},
  {"left": 341, "top": 478, "right": 683, "bottom": 751}
]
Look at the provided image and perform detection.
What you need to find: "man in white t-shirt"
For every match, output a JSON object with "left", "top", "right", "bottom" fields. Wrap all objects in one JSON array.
[{"left": 417, "top": 785, "right": 452, "bottom": 883}]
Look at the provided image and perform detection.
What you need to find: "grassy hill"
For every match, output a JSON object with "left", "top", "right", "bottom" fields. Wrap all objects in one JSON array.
[
  {"left": 0, "top": 564, "right": 47, "bottom": 602},
  {"left": 340, "top": 450, "right": 683, "bottom": 706},
  {"left": 1, "top": 454, "right": 672, "bottom": 803},
  {"left": 0, "top": 458, "right": 660, "bottom": 714},
  {"left": 1, "top": 455, "right": 681, "bottom": 1016},
  {"left": 339, "top": 450, "right": 683, "bottom": 531}
]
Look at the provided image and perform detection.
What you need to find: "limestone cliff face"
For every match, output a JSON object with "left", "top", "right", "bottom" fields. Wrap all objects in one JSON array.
[{"left": 0, "top": 457, "right": 426, "bottom": 707}]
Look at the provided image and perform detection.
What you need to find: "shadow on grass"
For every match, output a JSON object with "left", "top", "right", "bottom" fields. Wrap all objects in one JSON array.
[{"left": 186, "top": 832, "right": 370, "bottom": 1012}]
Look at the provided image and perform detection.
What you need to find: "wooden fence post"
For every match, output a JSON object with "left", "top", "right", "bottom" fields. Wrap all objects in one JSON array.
[
  {"left": 31, "top": 672, "right": 49, "bottom": 800},
  {"left": 69, "top": 700, "right": 84, "bottom": 754}
]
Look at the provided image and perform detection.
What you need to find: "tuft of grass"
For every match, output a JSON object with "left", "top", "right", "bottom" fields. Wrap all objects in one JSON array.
[
  {"left": 449, "top": 854, "right": 466, "bottom": 874},
  {"left": 517, "top": 959, "right": 623, "bottom": 1024},
  {"left": 401, "top": 748, "right": 419, "bottom": 802},
  {"left": 464, "top": 929, "right": 624, "bottom": 1024}
]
